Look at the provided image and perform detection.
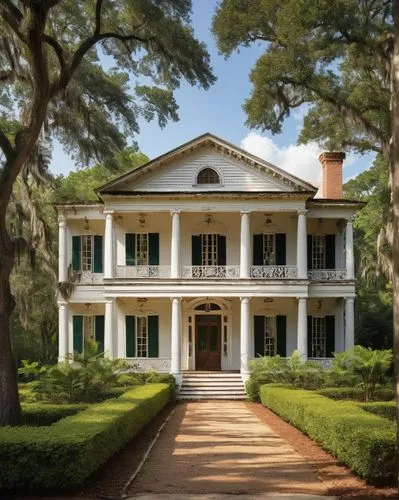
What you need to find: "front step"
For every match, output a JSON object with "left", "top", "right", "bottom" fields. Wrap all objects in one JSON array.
[{"left": 178, "top": 372, "right": 247, "bottom": 400}]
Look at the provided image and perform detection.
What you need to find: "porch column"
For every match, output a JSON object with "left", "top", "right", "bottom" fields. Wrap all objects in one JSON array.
[
  {"left": 104, "top": 212, "right": 114, "bottom": 279},
  {"left": 171, "top": 210, "right": 181, "bottom": 278},
  {"left": 104, "top": 299, "right": 114, "bottom": 358},
  {"left": 345, "top": 217, "right": 355, "bottom": 279},
  {"left": 171, "top": 297, "right": 182, "bottom": 384},
  {"left": 297, "top": 210, "right": 308, "bottom": 279},
  {"left": 240, "top": 211, "right": 251, "bottom": 278},
  {"left": 345, "top": 297, "right": 355, "bottom": 350},
  {"left": 240, "top": 297, "right": 251, "bottom": 380},
  {"left": 58, "top": 302, "right": 68, "bottom": 361},
  {"left": 297, "top": 297, "right": 307, "bottom": 359},
  {"left": 58, "top": 214, "right": 67, "bottom": 282}
]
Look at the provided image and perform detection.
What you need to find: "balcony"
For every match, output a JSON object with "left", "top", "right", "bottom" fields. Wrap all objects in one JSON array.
[
  {"left": 181, "top": 265, "right": 240, "bottom": 279},
  {"left": 115, "top": 265, "right": 171, "bottom": 278},
  {"left": 308, "top": 269, "right": 347, "bottom": 281},
  {"left": 251, "top": 266, "right": 297, "bottom": 279}
]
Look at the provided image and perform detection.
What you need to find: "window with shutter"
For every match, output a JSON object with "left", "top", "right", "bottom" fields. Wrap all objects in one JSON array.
[
  {"left": 126, "top": 315, "right": 136, "bottom": 357},
  {"left": 310, "top": 316, "right": 326, "bottom": 357}
]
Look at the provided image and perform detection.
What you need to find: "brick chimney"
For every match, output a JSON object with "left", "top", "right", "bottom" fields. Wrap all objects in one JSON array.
[{"left": 319, "top": 152, "right": 345, "bottom": 199}]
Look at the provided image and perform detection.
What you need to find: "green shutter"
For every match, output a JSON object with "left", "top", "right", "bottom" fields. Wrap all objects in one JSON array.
[
  {"left": 192, "top": 235, "right": 201, "bottom": 265},
  {"left": 325, "top": 234, "right": 336, "bottom": 269},
  {"left": 72, "top": 236, "right": 81, "bottom": 272},
  {"left": 149, "top": 233, "right": 160, "bottom": 265},
  {"left": 275, "top": 234, "right": 286, "bottom": 266},
  {"left": 254, "top": 316, "right": 265, "bottom": 357},
  {"left": 253, "top": 234, "right": 263, "bottom": 265},
  {"left": 307, "top": 315, "right": 312, "bottom": 357},
  {"left": 93, "top": 235, "right": 103, "bottom": 273},
  {"left": 148, "top": 315, "right": 159, "bottom": 358},
  {"left": 307, "top": 235, "right": 312, "bottom": 270},
  {"left": 325, "top": 315, "right": 335, "bottom": 358},
  {"left": 125, "top": 233, "right": 136, "bottom": 266},
  {"left": 276, "top": 315, "right": 286, "bottom": 356},
  {"left": 73, "top": 315, "right": 83, "bottom": 354},
  {"left": 217, "top": 235, "right": 226, "bottom": 266},
  {"left": 95, "top": 315, "right": 105, "bottom": 355},
  {"left": 126, "top": 315, "right": 136, "bottom": 357}
]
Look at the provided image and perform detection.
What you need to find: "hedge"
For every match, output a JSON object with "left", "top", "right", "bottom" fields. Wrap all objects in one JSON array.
[
  {"left": 0, "top": 383, "right": 170, "bottom": 489},
  {"left": 317, "top": 386, "right": 394, "bottom": 402},
  {"left": 359, "top": 402, "right": 396, "bottom": 421},
  {"left": 21, "top": 403, "right": 88, "bottom": 426},
  {"left": 260, "top": 385, "right": 396, "bottom": 485}
]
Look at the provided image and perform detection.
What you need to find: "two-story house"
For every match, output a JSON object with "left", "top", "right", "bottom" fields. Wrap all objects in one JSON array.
[{"left": 56, "top": 133, "right": 363, "bottom": 391}]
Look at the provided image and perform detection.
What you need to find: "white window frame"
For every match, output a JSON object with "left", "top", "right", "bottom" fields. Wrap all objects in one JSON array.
[
  {"left": 263, "top": 315, "right": 277, "bottom": 357},
  {"left": 136, "top": 233, "right": 149, "bottom": 266},
  {"left": 311, "top": 316, "right": 326, "bottom": 358},
  {"left": 136, "top": 316, "right": 148, "bottom": 358},
  {"left": 81, "top": 234, "right": 94, "bottom": 272},
  {"left": 262, "top": 233, "right": 276, "bottom": 266},
  {"left": 83, "top": 315, "right": 95, "bottom": 343},
  {"left": 196, "top": 167, "right": 221, "bottom": 185},
  {"left": 312, "top": 234, "right": 326, "bottom": 270},
  {"left": 201, "top": 234, "right": 218, "bottom": 266}
]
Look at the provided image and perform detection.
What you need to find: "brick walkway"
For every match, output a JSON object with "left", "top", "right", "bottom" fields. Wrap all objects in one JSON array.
[{"left": 129, "top": 401, "right": 326, "bottom": 496}]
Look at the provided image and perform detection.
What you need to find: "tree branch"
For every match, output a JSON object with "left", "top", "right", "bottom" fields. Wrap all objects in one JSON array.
[
  {"left": 43, "top": 34, "right": 66, "bottom": 72},
  {"left": 94, "top": 0, "right": 103, "bottom": 35},
  {"left": 0, "top": 1, "right": 26, "bottom": 43}
]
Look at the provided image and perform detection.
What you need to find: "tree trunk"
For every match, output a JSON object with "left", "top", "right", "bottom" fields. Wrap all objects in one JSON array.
[
  {"left": 392, "top": 0, "right": 399, "bottom": 490},
  {"left": 0, "top": 220, "right": 21, "bottom": 426}
]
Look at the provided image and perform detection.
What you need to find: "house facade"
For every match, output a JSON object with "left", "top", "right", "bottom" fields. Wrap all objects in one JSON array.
[{"left": 56, "top": 134, "right": 363, "bottom": 385}]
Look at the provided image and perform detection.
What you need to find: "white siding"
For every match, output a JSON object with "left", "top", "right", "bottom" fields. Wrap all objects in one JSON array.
[{"left": 124, "top": 149, "right": 293, "bottom": 192}]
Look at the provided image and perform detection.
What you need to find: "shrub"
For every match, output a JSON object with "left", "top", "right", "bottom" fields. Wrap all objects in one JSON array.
[
  {"left": 260, "top": 385, "right": 396, "bottom": 485},
  {"left": 248, "top": 351, "right": 325, "bottom": 400},
  {"left": 329, "top": 346, "right": 393, "bottom": 402},
  {"left": 21, "top": 403, "right": 88, "bottom": 426},
  {"left": 359, "top": 402, "right": 396, "bottom": 421},
  {"left": 0, "top": 383, "right": 170, "bottom": 489},
  {"left": 33, "top": 350, "right": 130, "bottom": 404},
  {"left": 318, "top": 386, "right": 394, "bottom": 402},
  {"left": 245, "top": 379, "right": 261, "bottom": 402}
]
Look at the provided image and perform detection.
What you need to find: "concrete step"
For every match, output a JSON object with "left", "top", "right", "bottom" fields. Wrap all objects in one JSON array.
[
  {"left": 178, "top": 394, "right": 246, "bottom": 400},
  {"left": 182, "top": 382, "right": 244, "bottom": 387}
]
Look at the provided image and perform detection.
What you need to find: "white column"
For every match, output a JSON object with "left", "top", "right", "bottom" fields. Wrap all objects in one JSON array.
[
  {"left": 58, "top": 214, "right": 67, "bottom": 282},
  {"left": 104, "top": 212, "right": 114, "bottom": 279},
  {"left": 171, "top": 297, "right": 182, "bottom": 384},
  {"left": 345, "top": 217, "right": 354, "bottom": 279},
  {"left": 58, "top": 302, "right": 68, "bottom": 362},
  {"left": 240, "top": 211, "right": 251, "bottom": 278},
  {"left": 104, "top": 299, "right": 114, "bottom": 358},
  {"left": 345, "top": 297, "right": 355, "bottom": 350},
  {"left": 297, "top": 210, "right": 308, "bottom": 279},
  {"left": 171, "top": 210, "right": 181, "bottom": 278},
  {"left": 240, "top": 297, "right": 251, "bottom": 380},
  {"left": 297, "top": 298, "right": 307, "bottom": 359}
]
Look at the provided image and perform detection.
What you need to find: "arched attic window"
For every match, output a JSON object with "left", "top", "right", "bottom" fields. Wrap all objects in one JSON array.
[{"left": 196, "top": 167, "right": 220, "bottom": 185}]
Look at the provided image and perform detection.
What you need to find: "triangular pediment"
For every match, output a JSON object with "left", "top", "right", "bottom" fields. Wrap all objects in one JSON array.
[{"left": 97, "top": 133, "right": 317, "bottom": 195}]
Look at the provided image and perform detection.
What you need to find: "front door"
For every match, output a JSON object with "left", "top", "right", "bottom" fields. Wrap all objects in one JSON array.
[{"left": 195, "top": 315, "right": 221, "bottom": 371}]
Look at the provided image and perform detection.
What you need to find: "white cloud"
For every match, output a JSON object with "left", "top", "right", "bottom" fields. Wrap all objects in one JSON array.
[{"left": 240, "top": 132, "right": 322, "bottom": 184}]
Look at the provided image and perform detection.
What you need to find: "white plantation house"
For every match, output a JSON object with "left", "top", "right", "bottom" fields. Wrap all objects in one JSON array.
[{"left": 56, "top": 133, "right": 363, "bottom": 396}]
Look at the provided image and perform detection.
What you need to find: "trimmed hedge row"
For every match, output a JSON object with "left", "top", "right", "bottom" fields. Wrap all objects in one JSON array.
[
  {"left": 0, "top": 383, "right": 170, "bottom": 489},
  {"left": 260, "top": 385, "right": 396, "bottom": 485},
  {"left": 359, "top": 401, "right": 396, "bottom": 421},
  {"left": 21, "top": 403, "right": 88, "bottom": 426},
  {"left": 317, "top": 386, "right": 394, "bottom": 402}
]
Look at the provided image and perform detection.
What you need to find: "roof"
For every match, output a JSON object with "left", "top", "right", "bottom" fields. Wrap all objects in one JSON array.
[{"left": 96, "top": 132, "right": 318, "bottom": 196}]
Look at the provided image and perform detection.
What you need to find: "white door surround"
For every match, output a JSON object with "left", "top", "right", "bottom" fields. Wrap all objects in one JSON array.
[{"left": 182, "top": 297, "right": 232, "bottom": 371}]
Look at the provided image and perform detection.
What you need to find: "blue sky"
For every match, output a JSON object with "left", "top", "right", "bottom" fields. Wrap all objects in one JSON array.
[{"left": 50, "top": 0, "right": 375, "bottom": 183}]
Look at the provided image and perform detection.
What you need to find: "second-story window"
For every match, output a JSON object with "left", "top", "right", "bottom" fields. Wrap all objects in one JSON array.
[
  {"left": 312, "top": 235, "right": 326, "bottom": 270},
  {"left": 125, "top": 233, "right": 159, "bottom": 266},
  {"left": 136, "top": 233, "right": 149, "bottom": 265},
  {"left": 202, "top": 234, "right": 218, "bottom": 265},
  {"left": 253, "top": 233, "right": 286, "bottom": 266},
  {"left": 82, "top": 235, "right": 93, "bottom": 271},
  {"left": 72, "top": 234, "right": 103, "bottom": 273},
  {"left": 308, "top": 234, "right": 335, "bottom": 270}
]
